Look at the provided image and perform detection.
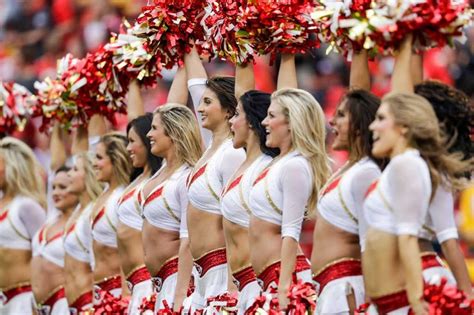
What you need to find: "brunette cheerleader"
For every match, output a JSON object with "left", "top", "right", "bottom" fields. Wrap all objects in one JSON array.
[
  {"left": 0, "top": 137, "right": 46, "bottom": 314},
  {"left": 184, "top": 47, "right": 246, "bottom": 311}
]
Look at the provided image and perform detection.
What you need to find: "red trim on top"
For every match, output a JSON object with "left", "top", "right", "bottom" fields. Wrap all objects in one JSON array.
[
  {"left": 223, "top": 175, "right": 243, "bottom": 196},
  {"left": 144, "top": 186, "right": 164, "bottom": 206},
  {"left": 66, "top": 223, "right": 76, "bottom": 236},
  {"left": 0, "top": 209, "right": 8, "bottom": 222},
  {"left": 253, "top": 168, "right": 269, "bottom": 186},
  {"left": 92, "top": 207, "right": 105, "bottom": 228},
  {"left": 365, "top": 180, "right": 379, "bottom": 198},
  {"left": 119, "top": 188, "right": 136, "bottom": 205},
  {"left": 188, "top": 164, "right": 207, "bottom": 188},
  {"left": 322, "top": 176, "right": 342, "bottom": 196}
]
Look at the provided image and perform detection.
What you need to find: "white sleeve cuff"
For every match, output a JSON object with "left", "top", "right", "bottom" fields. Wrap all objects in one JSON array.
[
  {"left": 281, "top": 228, "right": 301, "bottom": 242},
  {"left": 437, "top": 228, "right": 459, "bottom": 244},
  {"left": 396, "top": 224, "right": 420, "bottom": 236}
]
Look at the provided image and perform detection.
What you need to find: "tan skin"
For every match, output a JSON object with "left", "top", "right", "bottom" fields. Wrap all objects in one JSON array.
[
  {"left": 116, "top": 127, "right": 151, "bottom": 277},
  {"left": 0, "top": 156, "right": 36, "bottom": 290},
  {"left": 91, "top": 142, "right": 123, "bottom": 283},
  {"left": 31, "top": 171, "right": 78, "bottom": 303},
  {"left": 64, "top": 157, "right": 95, "bottom": 304}
]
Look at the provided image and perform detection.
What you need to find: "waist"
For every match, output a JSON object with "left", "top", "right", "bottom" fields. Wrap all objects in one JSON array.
[
  {"left": 318, "top": 206, "right": 359, "bottom": 235},
  {"left": 37, "top": 286, "right": 65, "bottom": 307},
  {"left": 232, "top": 265, "right": 257, "bottom": 291},
  {"left": 371, "top": 290, "right": 409, "bottom": 314},
  {"left": 194, "top": 248, "right": 227, "bottom": 278},
  {"left": 421, "top": 252, "right": 443, "bottom": 269},
  {"left": 313, "top": 258, "right": 362, "bottom": 295},
  {"left": 0, "top": 282, "right": 31, "bottom": 305},
  {"left": 94, "top": 275, "right": 121, "bottom": 293},
  {"left": 70, "top": 290, "right": 93, "bottom": 311},
  {"left": 257, "top": 255, "right": 310, "bottom": 291},
  {"left": 152, "top": 256, "right": 179, "bottom": 293},
  {"left": 126, "top": 265, "right": 151, "bottom": 291}
]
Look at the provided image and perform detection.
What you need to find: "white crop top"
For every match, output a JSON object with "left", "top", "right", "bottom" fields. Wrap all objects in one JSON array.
[
  {"left": 318, "top": 158, "right": 380, "bottom": 235},
  {"left": 117, "top": 180, "right": 146, "bottom": 231},
  {"left": 419, "top": 184, "right": 458, "bottom": 244},
  {"left": 64, "top": 203, "right": 95, "bottom": 267},
  {"left": 0, "top": 196, "right": 45, "bottom": 250},
  {"left": 33, "top": 215, "right": 65, "bottom": 267},
  {"left": 221, "top": 154, "right": 273, "bottom": 228},
  {"left": 249, "top": 151, "right": 312, "bottom": 241},
  {"left": 363, "top": 150, "right": 431, "bottom": 238},
  {"left": 141, "top": 164, "right": 191, "bottom": 239},
  {"left": 91, "top": 186, "right": 125, "bottom": 248},
  {"left": 187, "top": 139, "right": 246, "bottom": 215}
]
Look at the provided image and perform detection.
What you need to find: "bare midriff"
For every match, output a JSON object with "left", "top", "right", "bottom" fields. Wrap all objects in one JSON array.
[
  {"left": 64, "top": 254, "right": 93, "bottom": 304},
  {"left": 311, "top": 216, "right": 360, "bottom": 272},
  {"left": 31, "top": 256, "right": 64, "bottom": 303},
  {"left": 117, "top": 223, "right": 146, "bottom": 276},
  {"left": 92, "top": 242, "right": 122, "bottom": 282},
  {"left": 0, "top": 248, "right": 31, "bottom": 288},
  {"left": 223, "top": 219, "right": 251, "bottom": 272}
]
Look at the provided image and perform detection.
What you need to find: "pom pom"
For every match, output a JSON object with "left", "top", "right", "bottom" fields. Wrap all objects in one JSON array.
[
  {"left": 0, "top": 82, "right": 35, "bottom": 134},
  {"left": 156, "top": 300, "right": 183, "bottom": 314},
  {"left": 205, "top": 292, "right": 239, "bottom": 315},
  {"left": 286, "top": 276, "right": 317, "bottom": 315},
  {"left": 93, "top": 291, "right": 129, "bottom": 315},
  {"left": 245, "top": 288, "right": 281, "bottom": 314},
  {"left": 138, "top": 294, "right": 156, "bottom": 314},
  {"left": 423, "top": 277, "right": 473, "bottom": 314}
]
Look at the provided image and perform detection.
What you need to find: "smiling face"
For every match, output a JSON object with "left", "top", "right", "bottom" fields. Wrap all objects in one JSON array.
[
  {"left": 147, "top": 114, "right": 173, "bottom": 158},
  {"left": 369, "top": 103, "right": 407, "bottom": 158},
  {"left": 262, "top": 101, "right": 291, "bottom": 150},
  {"left": 330, "top": 100, "right": 350, "bottom": 151},
  {"left": 127, "top": 127, "right": 147, "bottom": 168},
  {"left": 197, "top": 88, "right": 229, "bottom": 131},
  {"left": 93, "top": 142, "right": 113, "bottom": 182},
  {"left": 52, "top": 171, "right": 78, "bottom": 211},
  {"left": 230, "top": 102, "right": 250, "bottom": 149},
  {"left": 67, "top": 157, "right": 86, "bottom": 194}
]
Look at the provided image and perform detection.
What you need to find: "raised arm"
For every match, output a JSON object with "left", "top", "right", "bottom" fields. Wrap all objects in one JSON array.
[
  {"left": 167, "top": 67, "right": 188, "bottom": 105},
  {"left": 411, "top": 52, "right": 423, "bottom": 86},
  {"left": 277, "top": 54, "right": 297, "bottom": 90},
  {"left": 392, "top": 35, "right": 414, "bottom": 94},
  {"left": 350, "top": 50, "right": 371, "bottom": 90},
  {"left": 71, "top": 115, "right": 106, "bottom": 155},
  {"left": 50, "top": 123, "right": 68, "bottom": 171},
  {"left": 127, "top": 80, "right": 145, "bottom": 122},
  {"left": 184, "top": 46, "right": 208, "bottom": 81},
  {"left": 235, "top": 63, "right": 255, "bottom": 100}
]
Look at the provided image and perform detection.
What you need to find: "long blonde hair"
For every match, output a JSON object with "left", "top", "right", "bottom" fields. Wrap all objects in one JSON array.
[
  {"left": 75, "top": 152, "right": 104, "bottom": 201},
  {"left": 383, "top": 93, "right": 473, "bottom": 193},
  {"left": 154, "top": 104, "right": 203, "bottom": 166},
  {"left": 271, "top": 88, "right": 331, "bottom": 213},
  {"left": 99, "top": 132, "right": 132, "bottom": 187},
  {"left": 0, "top": 137, "right": 46, "bottom": 208}
]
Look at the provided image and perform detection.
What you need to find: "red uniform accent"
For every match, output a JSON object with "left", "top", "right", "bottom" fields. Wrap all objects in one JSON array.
[
  {"left": 188, "top": 164, "right": 207, "bottom": 188},
  {"left": 194, "top": 248, "right": 227, "bottom": 277},
  {"left": 92, "top": 207, "right": 105, "bottom": 228},
  {"left": 40, "top": 287, "right": 65, "bottom": 307},
  {"left": 232, "top": 266, "right": 257, "bottom": 291},
  {"left": 257, "top": 255, "right": 311, "bottom": 291},
  {"left": 119, "top": 188, "right": 136, "bottom": 205},
  {"left": 313, "top": 259, "right": 362, "bottom": 295},
  {"left": 0, "top": 209, "right": 8, "bottom": 223},
  {"left": 421, "top": 253, "right": 443, "bottom": 270},
  {"left": 371, "top": 291, "right": 409, "bottom": 314},
  {"left": 152, "top": 257, "right": 179, "bottom": 292},
  {"left": 95, "top": 275, "right": 122, "bottom": 292},
  {"left": 253, "top": 168, "right": 269, "bottom": 186},
  {"left": 365, "top": 180, "right": 379, "bottom": 198},
  {"left": 127, "top": 266, "right": 151, "bottom": 290},
  {"left": 322, "top": 176, "right": 342, "bottom": 196},
  {"left": 0, "top": 284, "right": 31, "bottom": 305},
  {"left": 70, "top": 291, "right": 93, "bottom": 311},
  {"left": 223, "top": 175, "right": 243, "bottom": 196},
  {"left": 144, "top": 186, "right": 164, "bottom": 206}
]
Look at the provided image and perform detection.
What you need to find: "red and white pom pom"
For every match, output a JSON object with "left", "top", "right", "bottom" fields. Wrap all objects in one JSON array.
[
  {"left": 423, "top": 277, "right": 473, "bottom": 314},
  {"left": 138, "top": 294, "right": 156, "bottom": 314},
  {"left": 131, "top": 0, "right": 207, "bottom": 69},
  {"left": 205, "top": 292, "right": 239, "bottom": 315},
  {"left": 245, "top": 288, "right": 281, "bottom": 315},
  {"left": 93, "top": 291, "right": 129, "bottom": 315},
  {"left": 0, "top": 82, "right": 35, "bottom": 134},
  {"left": 286, "top": 277, "right": 317, "bottom": 315},
  {"left": 198, "top": 0, "right": 255, "bottom": 65},
  {"left": 250, "top": 0, "right": 319, "bottom": 63}
]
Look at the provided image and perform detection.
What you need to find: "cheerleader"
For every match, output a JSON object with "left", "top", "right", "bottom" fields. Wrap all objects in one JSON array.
[
  {"left": 311, "top": 50, "right": 382, "bottom": 314},
  {"left": 31, "top": 165, "right": 78, "bottom": 315},
  {"left": 249, "top": 86, "right": 331, "bottom": 309},
  {"left": 141, "top": 102, "right": 202, "bottom": 310},
  {"left": 116, "top": 81, "right": 162, "bottom": 314},
  {"left": 362, "top": 36, "right": 471, "bottom": 314},
  {"left": 0, "top": 137, "right": 46, "bottom": 314},
  {"left": 412, "top": 58, "right": 473, "bottom": 298},
  {"left": 184, "top": 47, "right": 246, "bottom": 311},
  {"left": 90, "top": 133, "right": 132, "bottom": 303},
  {"left": 64, "top": 118, "right": 105, "bottom": 314}
]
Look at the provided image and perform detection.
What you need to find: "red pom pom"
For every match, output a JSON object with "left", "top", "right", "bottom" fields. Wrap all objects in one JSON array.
[
  {"left": 286, "top": 275, "right": 317, "bottom": 315},
  {"left": 93, "top": 291, "right": 129, "bottom": 315},
  {"left": 0, "top": 82, "right": 35, "bottom": 134},
  {"left": 138, "top": 293, "right": 156, "bottom": 314},
  {"left": 205, "top": 292, "right": 239, "bottom": 314},
  {"left": 423, "top": 277, "right": 473, "bottom": 314}
]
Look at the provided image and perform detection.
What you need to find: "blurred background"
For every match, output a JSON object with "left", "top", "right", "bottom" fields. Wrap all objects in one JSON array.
[{"left": 1, "top": 0, "right": 473, "bottom": 278}]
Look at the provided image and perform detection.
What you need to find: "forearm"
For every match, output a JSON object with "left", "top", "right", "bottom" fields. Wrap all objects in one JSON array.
[
  {"left": 50, "top": 123, "right": 67, "bottom": 171},
  {"left": 184, "top": 46, "right": 208, "bottom": 80},
  {"left": 411, "top": 53, "right": 423, "bottom": 86},
  {"left": 441, "top": 239, "right": 473, "bottom": 297},
  {"left": 398, "top": 235, "right": 424, "bottom": 305},
  {"left": 167, "top": 67, "right": 188, "bottom": 105},
  {"left": 350, "top": 50, "right": 370, "bottom": 90},
  {"left": 127, "top": 80, "right": 145, "bottom": 121},
  {"left": 71, "top": 125, "right": 88, "bottom": 155},
  {"left": 392, "top": 35, "right": 414, "bottom": 93},
  {"left": 88, "top": 114, "right": 106, "bottom": 138},
  {"left": 235, "top": 63, "right": 255, "bottom": 100},
  {"left": 277, "top": 54, "right": 297, "bottom": 90},
  {"left": 278, "top": 237, "right": 298, "bottom": 291},
  {"left": 173, "top": 239, "right": 193, "bottom": 310}
]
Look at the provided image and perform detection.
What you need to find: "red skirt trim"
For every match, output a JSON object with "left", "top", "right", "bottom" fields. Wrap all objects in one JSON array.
[
  {"left": 313, "top": 259, "right": 362, "bottom": 295},
  {"left": 194, "top": 248, "right": 227, "bottom": 278},
  {"left": 371, "top": 291, "right": 409, "bottom": 314},
  {"left": 152, "top": 257, "right": 179, "bottom": 293},
  {"left": 257, "top": 255, "right": 310, "bottom": 291},
  {"left": 126, "top": 265, "right": 151, "bottom": 291},
  {"left": 0, "top": 283, "right": 31, "bottom": 305},
  {"left": 232, "top": 266, "right": 257, "bottom": 291}
]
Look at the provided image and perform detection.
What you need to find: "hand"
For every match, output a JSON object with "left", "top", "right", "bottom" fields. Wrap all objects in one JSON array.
[{"left": 411, "top": 300, "right": 429, "bottom": 315}]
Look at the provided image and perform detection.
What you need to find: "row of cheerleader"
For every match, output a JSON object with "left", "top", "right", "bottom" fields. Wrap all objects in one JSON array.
[{"left": 0, "top": 34, "right": 473, "bottom": 315}]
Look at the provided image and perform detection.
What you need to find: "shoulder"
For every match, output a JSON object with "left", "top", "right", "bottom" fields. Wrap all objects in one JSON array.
[
  {"left": 13, "top": 196, "right": 44, "bottom": 211},
  {"left": 388, "top": 150, "right": 428, "bottom": 176},
  {"left": 281, "top": 155, "right": 311, "bottom": 177}
]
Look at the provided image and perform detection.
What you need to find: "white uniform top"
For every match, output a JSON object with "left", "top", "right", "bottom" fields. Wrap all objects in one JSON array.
[
  {"left": 0, "top": 195, "right": 45, "bottom": 250},
  {"left": 318, "top": 158, "right": 380, "bottom": 235},
  {"left": 363, "top": 149, "right": 431, "bottom": 239},
  {"left": 91, "top": 186, "right": 125, "bottom": 248},
  {"left": 141, "top": 164, "right": 191, "bottom": 239},
  {"left": 419, "top": 184, "right": 459, "bottom": 244},
  {"left": 221, "top": 154, "right": 273, "bottom": 228},
  {"left": 117, "top": 180, "right": 146, "bottom": 231},
  {"left": 64, "top": 203, "right": 95, "bottom": 267},
  {"left": 187, "top": 139, "right": 246, "bottom": 215},
  {"left": 32, "top": 214, "right": 65, "bottom": 267},
  {"left": 249, "top": 151, "right": 312, "bottom": 241}
]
